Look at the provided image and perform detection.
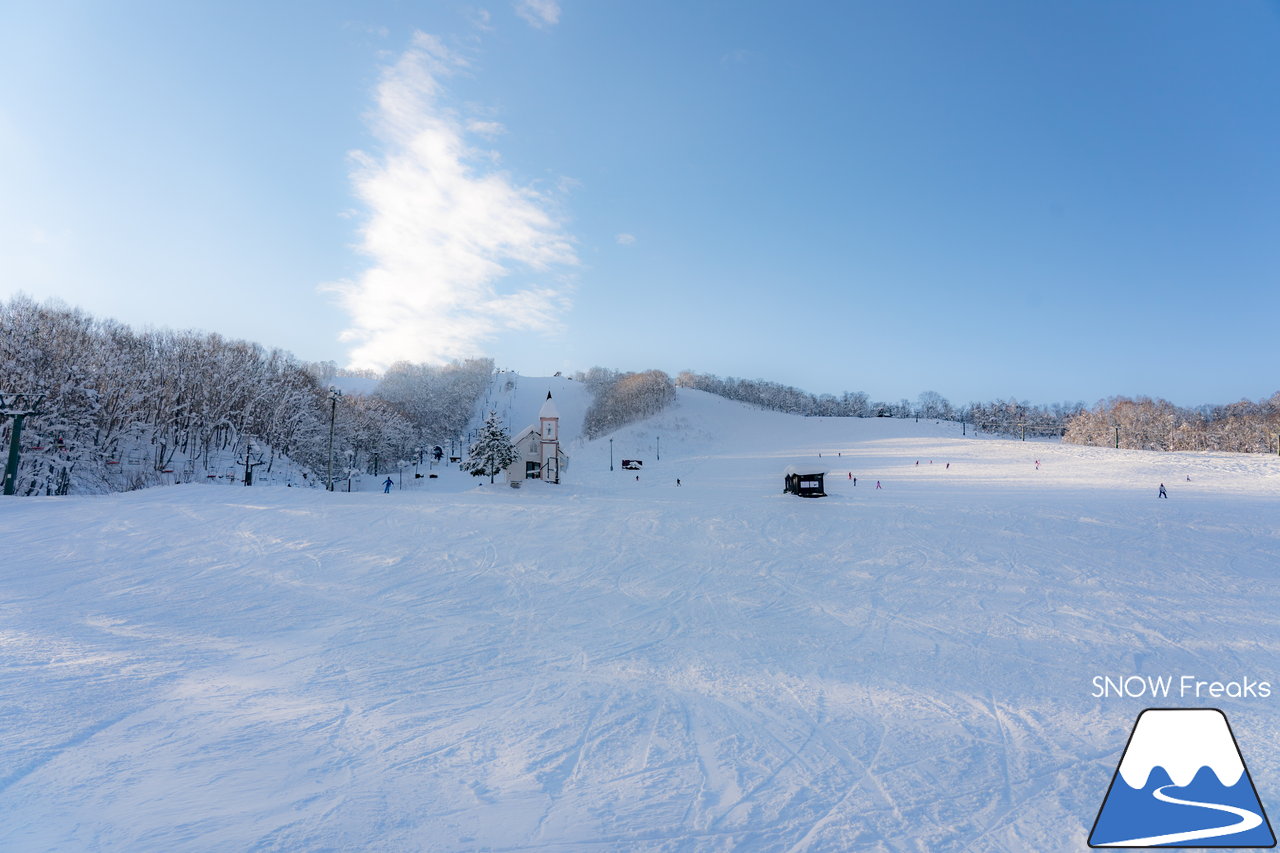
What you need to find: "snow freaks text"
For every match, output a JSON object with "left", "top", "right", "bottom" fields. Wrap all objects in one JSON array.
[{"left": 1092, "top": 675, "right": 1272, "bottom": 700}]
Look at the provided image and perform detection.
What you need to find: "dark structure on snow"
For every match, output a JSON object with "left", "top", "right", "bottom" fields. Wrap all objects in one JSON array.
[{"left": 783, "top": 467, "right": 826, "bottom": 498}]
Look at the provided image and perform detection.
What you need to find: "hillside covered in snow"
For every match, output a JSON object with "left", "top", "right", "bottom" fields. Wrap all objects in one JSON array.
[{"left": 4, "top": 379, "right": 1280, "bottom": 851}]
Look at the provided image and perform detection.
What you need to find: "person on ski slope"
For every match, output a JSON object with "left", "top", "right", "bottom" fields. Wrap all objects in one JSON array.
[
  {"left": 1158, "top": 483, "right": 1167, "bottom": 499},
  {"left": 383, "top": 477, "right": 394, "bottom": 494}
]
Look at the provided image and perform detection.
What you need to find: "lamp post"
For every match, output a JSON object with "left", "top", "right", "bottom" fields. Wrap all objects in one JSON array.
[
  {"left": 656, "top": 436, "right": 660, "bottom": 461},
  {"left": 326, "top": 387, "right": 341, "bottom": 491},
  {"left": 609, "top": 438, "right": 613, "bottom": 471}
]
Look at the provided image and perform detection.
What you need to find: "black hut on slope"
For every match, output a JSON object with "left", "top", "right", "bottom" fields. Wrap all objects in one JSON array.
[{"left": 783, "top": 466, "right": 827, "bottom": 498}]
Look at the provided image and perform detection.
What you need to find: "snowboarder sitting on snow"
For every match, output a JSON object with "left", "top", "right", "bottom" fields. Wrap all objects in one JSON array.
[
  {"left": 383, "top": 477, "right": 394, "bottom": 494},
  {"left": 1158, "top": 483, "right": 1167, "bottom": 499}
]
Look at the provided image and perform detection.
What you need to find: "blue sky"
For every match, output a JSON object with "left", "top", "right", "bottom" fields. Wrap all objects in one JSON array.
[{"left": 2, "top": 2, "right": 1277, "bottom": 407}]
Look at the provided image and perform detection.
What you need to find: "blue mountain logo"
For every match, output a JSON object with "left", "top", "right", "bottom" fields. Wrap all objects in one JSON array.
[{"left": 1090, "top": 708, "right": 1275, "bottom": 848}]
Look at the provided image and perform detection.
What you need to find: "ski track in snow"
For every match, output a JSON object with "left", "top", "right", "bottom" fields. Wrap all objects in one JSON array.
[{"left": 3, "top": 381, "right": 1280, "bottom": 851}]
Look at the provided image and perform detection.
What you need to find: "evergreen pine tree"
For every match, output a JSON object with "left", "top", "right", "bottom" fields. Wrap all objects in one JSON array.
[{"left": 462, "top": 411, "right": 518, "bottom": 483}]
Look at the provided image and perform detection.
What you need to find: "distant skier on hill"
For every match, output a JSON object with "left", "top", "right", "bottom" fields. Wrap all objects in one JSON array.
[
  {"left": 1159, "top": 483, "right": 1168, "bottom": 499},
  {"left": 383, "top": 477, "right": 394, "bottom": 494}
]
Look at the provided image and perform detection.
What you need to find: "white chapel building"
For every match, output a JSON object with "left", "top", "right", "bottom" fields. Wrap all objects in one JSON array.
[{"left": 506, "top": 392, "right": 569, "bottom": 484}]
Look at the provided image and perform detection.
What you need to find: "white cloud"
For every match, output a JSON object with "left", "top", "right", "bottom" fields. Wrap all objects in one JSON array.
[
  {"left": 329, "top": 32, "right": 577, "bottom": 371},
  {"left": 466, "top": 119, "right": 507, "bottom": 138},
  {"left": 615, "top": 233, "right": 636, "bottom": 246},
  {"left": 515, "top": 0, "right": 561, "bottom": 29}
]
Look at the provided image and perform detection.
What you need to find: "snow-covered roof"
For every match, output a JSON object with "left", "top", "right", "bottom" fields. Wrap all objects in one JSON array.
[{"left": 539, "top": 391, "right": 559, "bottom": 419}]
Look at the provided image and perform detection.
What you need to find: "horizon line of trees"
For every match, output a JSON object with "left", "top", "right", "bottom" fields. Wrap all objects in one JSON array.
[
  {"left": 0, "top": 297, "right": 493, "bottom": 495},
  {"left": 673, "top": 371, "right": 1085, "bottom": 438},
  {"left": 1063, "top": 394, "right": 1280, "bottom": 454},
  {"left": 8, "top": 296, "right": 1278, "bottom": 497}
]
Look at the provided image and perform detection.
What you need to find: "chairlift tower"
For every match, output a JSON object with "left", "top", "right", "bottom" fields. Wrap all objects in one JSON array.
[
  {"left": 326, "top": 387, "right": 342, "bottom": 491},
  {"left": 1, "top": 392, "right": 45, "bottom": 496},
  {"left": 239, "top": 441, "right": 266, "bottom": 486}
]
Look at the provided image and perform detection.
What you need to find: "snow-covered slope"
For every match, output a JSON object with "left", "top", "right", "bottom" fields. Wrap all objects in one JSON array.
[
  {"left": 4, "top": 384, "right": 1280, "bottom": 851},
  {"left": 481, "top": 372, "right": 591, "bottom": 445}
]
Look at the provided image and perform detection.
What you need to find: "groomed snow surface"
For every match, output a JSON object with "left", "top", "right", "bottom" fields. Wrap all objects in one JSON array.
[{"left": 4, "top": 380, "right": 1280, "bottom": 851}]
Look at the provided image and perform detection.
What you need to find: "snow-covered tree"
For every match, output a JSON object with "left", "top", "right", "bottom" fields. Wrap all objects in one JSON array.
[
  {"left": 0, "top": 295, "right": 424, "bottom": 495},
  {"left": 917, "top": 390, "right": 953, "bottom": 420},
  {"left": 583, "top": 369, "right": 676, "bottom": 438},
  {"left": 375, "top": 358, "right": 493, "bottom": 445},
  {"left": 675, "top": 370, "right": 874, "bottom": 418},
  {"left": 461, "top": 412, "right": 518, "bottom": 483}
]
